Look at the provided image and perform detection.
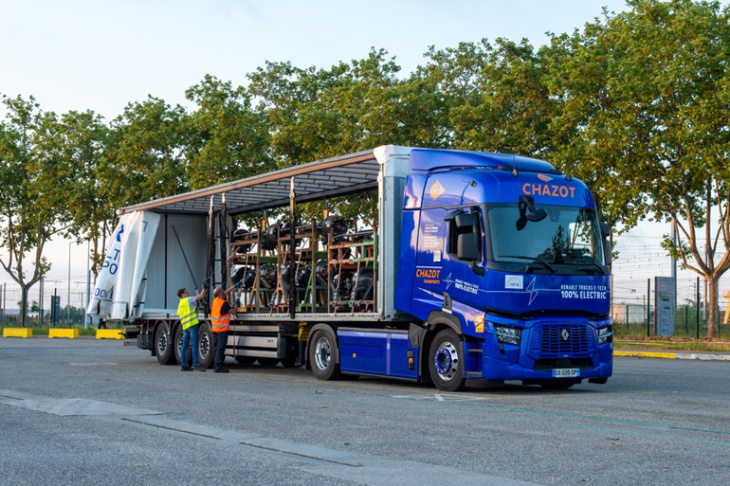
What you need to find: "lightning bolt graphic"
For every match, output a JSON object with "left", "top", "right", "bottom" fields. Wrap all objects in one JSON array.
[
  {"left": 443, "top": 272, "right": 454, "bottom": 290},
  {"left": 526, "top": 277, "right": 539, "bottom": 305}
]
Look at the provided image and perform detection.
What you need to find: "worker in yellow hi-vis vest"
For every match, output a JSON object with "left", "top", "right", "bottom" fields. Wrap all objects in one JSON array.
[{"left": 177, "top": 287, "right": 207, "bottom": 371}]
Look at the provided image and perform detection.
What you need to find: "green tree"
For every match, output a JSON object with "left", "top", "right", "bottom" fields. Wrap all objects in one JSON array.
[
  {"left": 427, "top": 38, "right": 555, "bottom": 158},
  {"left": 40, "top": 110, "right": 112, "bottom": 279},
  {"left": 0, "top": 95, "right": 72, "bottom": 325},
  {"left": 415, "top": 41, "right": 490, "bottom": 148},
  {"left": 549, "top": 0, "right": 730, "bottom": 335},
  {"left": 543, "top": 11, "right": 646, "bottom": 242},
  {"left": 185, "top": 74, "right": 273, "bottom": 189},
  {"left": 103, "top": 96, "right": 190, "bottom": 211}
]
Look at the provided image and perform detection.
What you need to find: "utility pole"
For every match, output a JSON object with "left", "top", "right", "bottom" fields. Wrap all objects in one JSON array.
[{"left": 67, "top": 242, "right": 71, "bottom": 324}]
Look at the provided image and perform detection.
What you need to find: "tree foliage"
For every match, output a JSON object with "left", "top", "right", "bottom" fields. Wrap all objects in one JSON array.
[
  {"left": 104, "top": 96, "right": 190, "bottom": 211},
  {"left": 185, "top": 75, "right": 273, "bottom": 189},
  {"left": 0, "top": 95, "right": 73, "bottom": 325},
  {"left": 48, "top": 110, "right": 111, "bottom": 278}
]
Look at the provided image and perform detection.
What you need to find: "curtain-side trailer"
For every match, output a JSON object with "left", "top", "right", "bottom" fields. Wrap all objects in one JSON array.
[{"left": 89, "top": 145, "right": 613, "bottom": 391}]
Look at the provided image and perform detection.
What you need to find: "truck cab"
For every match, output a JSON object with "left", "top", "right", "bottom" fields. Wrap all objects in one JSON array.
[{"left": 395, "top": 149, "right": 613, "bottom": 390}]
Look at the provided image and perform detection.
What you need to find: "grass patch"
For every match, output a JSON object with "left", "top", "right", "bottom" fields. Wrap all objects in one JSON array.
[{"left": 615, "top": 336, "right": 730, "bottom": 352}]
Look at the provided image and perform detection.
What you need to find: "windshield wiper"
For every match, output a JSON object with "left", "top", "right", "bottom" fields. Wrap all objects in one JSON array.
[
  {"left": 576, "top": 259, "right": 606, "bottom": 275},
  {"left": 499, "top": 255, "right": 557, "bottom": 273},
  {"left": 532, "top": 256, "right": 557, "bottom": 273}
]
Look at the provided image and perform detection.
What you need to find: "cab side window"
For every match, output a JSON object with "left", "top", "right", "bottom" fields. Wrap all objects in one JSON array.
[{"left": 447, "top": 210, "right": 481, "bottom": 261}]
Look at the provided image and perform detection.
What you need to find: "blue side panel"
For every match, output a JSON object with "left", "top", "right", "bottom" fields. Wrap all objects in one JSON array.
[
  {"left": 395, "top": 209, "right": 419, "bottom": 316},
  {"left": 388, "top": 333, "right": 418, "bottom": 378},
  {"left": 338, "top": 330, "right": 418, "bottom": 380},
  {"left": 403, "top": 174, "right": 427, "bottom": 209}
]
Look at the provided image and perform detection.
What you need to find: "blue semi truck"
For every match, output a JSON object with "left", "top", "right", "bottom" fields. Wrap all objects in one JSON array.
[{"left": 89, "top": 145, "right": 612, "bottom": 391}]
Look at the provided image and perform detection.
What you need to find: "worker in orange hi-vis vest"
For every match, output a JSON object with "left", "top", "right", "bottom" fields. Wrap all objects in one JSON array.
[{"left": 211, "top": 285, "right": 238, "bottom": 373}]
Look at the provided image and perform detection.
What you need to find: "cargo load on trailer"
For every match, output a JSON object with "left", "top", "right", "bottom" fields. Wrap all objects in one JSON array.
[{"left": 88, "top": 145, "right": 613, "bottom": 390}]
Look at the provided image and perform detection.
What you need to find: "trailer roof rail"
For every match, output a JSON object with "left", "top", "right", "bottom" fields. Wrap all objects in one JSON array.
[{"left": 119, "top": 148, "right": 381, "bottom": 216}]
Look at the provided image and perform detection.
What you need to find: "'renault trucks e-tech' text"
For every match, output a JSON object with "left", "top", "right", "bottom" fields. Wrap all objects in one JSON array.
[{"left": 88, "top": 145, "right": 613, "bottom": 391}]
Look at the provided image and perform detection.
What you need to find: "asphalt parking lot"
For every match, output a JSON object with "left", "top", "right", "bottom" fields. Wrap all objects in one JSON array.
[{"left": 2, "top": 336, "right": 730, "bottom": 486}]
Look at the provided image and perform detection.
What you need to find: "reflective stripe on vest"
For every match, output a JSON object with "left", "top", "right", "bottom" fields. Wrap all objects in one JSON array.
[
  {"left": 178, "top": 297, "right": 199, "bottom": 330},
  {"left": 210, "top": 297, "right": 230, "bottom": 333}
]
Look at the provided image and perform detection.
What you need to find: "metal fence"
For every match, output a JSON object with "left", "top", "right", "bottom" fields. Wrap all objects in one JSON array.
[{"left": 612, "top": 279, "right": 730, "bottom": 338}]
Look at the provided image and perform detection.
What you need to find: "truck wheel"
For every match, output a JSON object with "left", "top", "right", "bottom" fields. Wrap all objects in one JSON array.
[
  {"left": 154, "top": 323, "right": 175, "bottom": 365},
  {"left": 198, "top": 323, "right": 214, "bottom": 369},
  {"left": 309, "top": 328, "right": 341, "bottom": 380},
  {"left": 428, "top": 329, "right": 466, "bottom": 391}
]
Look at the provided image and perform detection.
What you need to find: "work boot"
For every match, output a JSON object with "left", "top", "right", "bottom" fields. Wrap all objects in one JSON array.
[
  {"left": 181, "top": 366, "right": 192, "bottom": 371},
  {"left": 192, "top": 365, "right": 206, "bottom": 372}
]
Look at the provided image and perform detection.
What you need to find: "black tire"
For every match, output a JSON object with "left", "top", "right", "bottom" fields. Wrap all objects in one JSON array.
[
  {"left": 428, "top": 329, "right": 466, "bottom": 391},
  {"left": 198, "top": 323, "right": 214, "bottom": 369},
  {"left": 309, "top": 327, "right": 341, "bottom": 380},
  {"left": 257, "top": 357, "right": 280, "bottom": 367},
  {"left": 235, "top": 356, "right": 257, "bottom": 365},
  {"left": 154, "top": 323, "right": 175, "bottom": 365}
]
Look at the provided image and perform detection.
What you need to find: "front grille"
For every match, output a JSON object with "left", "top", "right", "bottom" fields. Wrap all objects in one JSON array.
[{"left": 530, "top": 324, "right": 592, "bottom": 357}]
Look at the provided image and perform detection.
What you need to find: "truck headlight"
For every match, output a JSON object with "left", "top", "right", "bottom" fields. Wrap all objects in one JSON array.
[
  {"left": 494, "top": 325, "right": 522, "bottom": 346},
  {"left": 598, "top": 326, "right": 613, "bottom": 345}
]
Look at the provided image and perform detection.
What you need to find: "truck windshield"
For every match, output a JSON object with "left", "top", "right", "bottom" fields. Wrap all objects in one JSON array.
[{"left": 487, "top": 203, "right": 606, "bottom": 271}]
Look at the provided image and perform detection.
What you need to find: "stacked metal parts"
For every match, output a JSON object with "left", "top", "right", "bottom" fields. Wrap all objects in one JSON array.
[{"left": 228, "top": 215, "right": 377, "bottom": 315}]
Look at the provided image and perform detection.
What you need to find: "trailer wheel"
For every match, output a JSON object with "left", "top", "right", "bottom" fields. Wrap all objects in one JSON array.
[
  {"left": 309, "top": 328, "right": 341, "bottom": 380},
  {"left": 428, "top": 329, "right": 466, "bottom": 391},
  {"left": 198, "top": 323, "right": 214, "bottom": 369},
  {"left": 154, "top": 323, "right": 175, "bottom": 365}
]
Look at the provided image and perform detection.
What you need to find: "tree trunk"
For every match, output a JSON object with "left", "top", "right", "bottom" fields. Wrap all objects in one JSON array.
[
  {"left": 707, "top": 277, "right": 719, "bottom": 338},
  {"left": 19, "top": 286, "right": 28, "bottom": 327}
]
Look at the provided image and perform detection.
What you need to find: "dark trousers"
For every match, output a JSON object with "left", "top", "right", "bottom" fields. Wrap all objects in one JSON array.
[{"left": 213, "top": 331, "right": 228, "bottom": 371}]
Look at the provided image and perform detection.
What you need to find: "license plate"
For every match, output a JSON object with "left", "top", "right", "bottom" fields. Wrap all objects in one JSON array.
[{"left": 552, "top": 368, "right": 579, "bottom": 378}]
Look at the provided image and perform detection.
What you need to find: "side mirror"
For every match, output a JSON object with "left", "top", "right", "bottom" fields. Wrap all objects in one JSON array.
[
  {"left": 600, "top": 222, "right": 612, "bottom": 265},
  {"left": 455, "top": 212, "right": 477, "bottom": 229},
  {"left": 457, "top": 232, "right": 479, "bottom": 261}
]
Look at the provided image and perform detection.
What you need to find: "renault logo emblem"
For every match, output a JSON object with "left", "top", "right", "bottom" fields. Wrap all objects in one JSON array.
[{"left": 561, "top": 328, "right": 570, "bottom": 341}]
